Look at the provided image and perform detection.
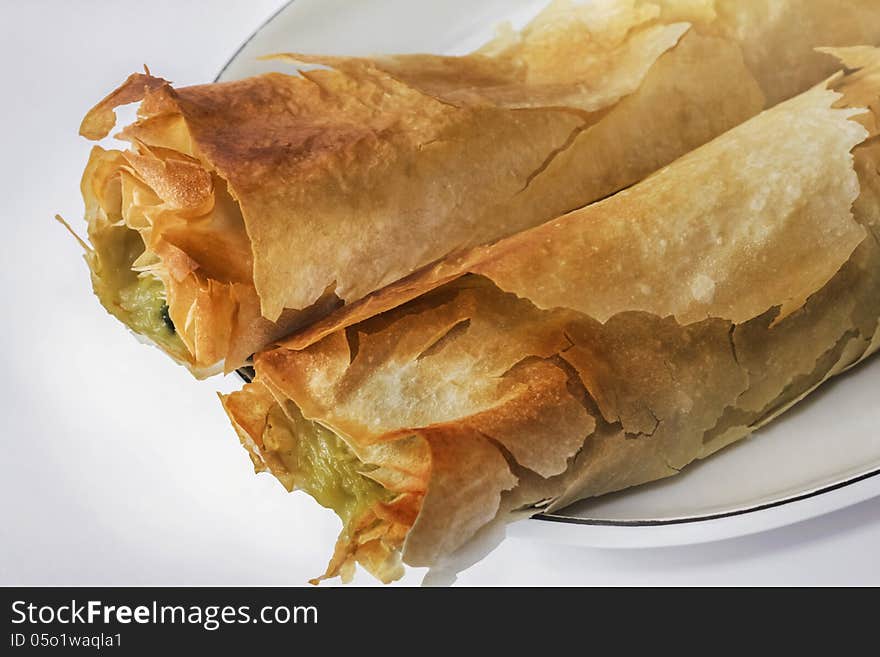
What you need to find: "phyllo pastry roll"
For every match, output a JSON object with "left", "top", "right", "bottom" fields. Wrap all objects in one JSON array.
[
  {"left": 70, "top": 0, "right": 880, "bottom": 375},
  {"left": 222, "top": 49, "right": 880, "bottom": 582}
]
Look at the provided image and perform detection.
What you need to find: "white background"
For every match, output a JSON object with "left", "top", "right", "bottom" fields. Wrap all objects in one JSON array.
[{"left": 2, "top": 0, "right": 880, "bottom": 586}]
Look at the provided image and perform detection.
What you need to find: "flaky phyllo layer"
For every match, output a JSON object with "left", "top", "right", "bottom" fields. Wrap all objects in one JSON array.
[
  {"left": 72, "top": 0, "right": 880, "bottom": 374},
  {"left": 222, "top": 50, "right": 880, "bottom": 583},
  {"left": 81, "top": 143, "right": 261, "bottom": 376}
]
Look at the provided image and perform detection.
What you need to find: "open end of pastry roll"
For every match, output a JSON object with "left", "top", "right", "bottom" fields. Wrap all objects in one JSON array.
[
  {"left": 222, "top": 381, "right": 411, "bottom": 583},
  {"left": 79, "top": 127, "right": 349, "bottom": 376},
  {"left": 80, "top": 149, "right": 189, "bottom": 364},
  {"left": 221, "top": 49, "right": 880, "bottom": 583},
  {"left": 80, "top": 140, "right": 263, "bottom": 376}
]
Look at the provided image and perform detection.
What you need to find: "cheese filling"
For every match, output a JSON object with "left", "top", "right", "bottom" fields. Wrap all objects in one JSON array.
[
  {"left": 261, "top": 401, "right": 390, "bottom": 526},
  {"left": 87, "top": 220, "right": 189, "bottom": 362}
]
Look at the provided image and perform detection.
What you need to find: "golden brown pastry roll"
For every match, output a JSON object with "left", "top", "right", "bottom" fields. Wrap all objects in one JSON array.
[
  {"left": 71, "top": 0, "right": 880, "bottom": 375},
  {"left": 222, "top": 48, "right": 880, "bottom": 583}
]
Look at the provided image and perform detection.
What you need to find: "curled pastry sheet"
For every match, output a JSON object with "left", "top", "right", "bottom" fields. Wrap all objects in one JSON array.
[
  {"left": 223, "top": 50, "right": 880, "bottom": 582},
  {"left": 75, "top": 0, "right": 880, "bottom": 374},
  {"left": 277, "top": 0, "right": 880, "bottom": 110}
]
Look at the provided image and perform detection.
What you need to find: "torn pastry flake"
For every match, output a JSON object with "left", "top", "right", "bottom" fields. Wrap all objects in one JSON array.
[{"left": 470, "top": 81, "right": 868, "bottom": 326}]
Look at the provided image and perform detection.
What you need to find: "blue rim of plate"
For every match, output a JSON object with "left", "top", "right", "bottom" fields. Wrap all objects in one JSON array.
[{"left": 217, "top": 0, "right": 880, "bottom": 529}]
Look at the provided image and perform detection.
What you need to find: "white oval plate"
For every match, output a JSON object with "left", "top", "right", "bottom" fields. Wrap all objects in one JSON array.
[{"left": 218, "top": 0, "right": 880, "bottom": 548}]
